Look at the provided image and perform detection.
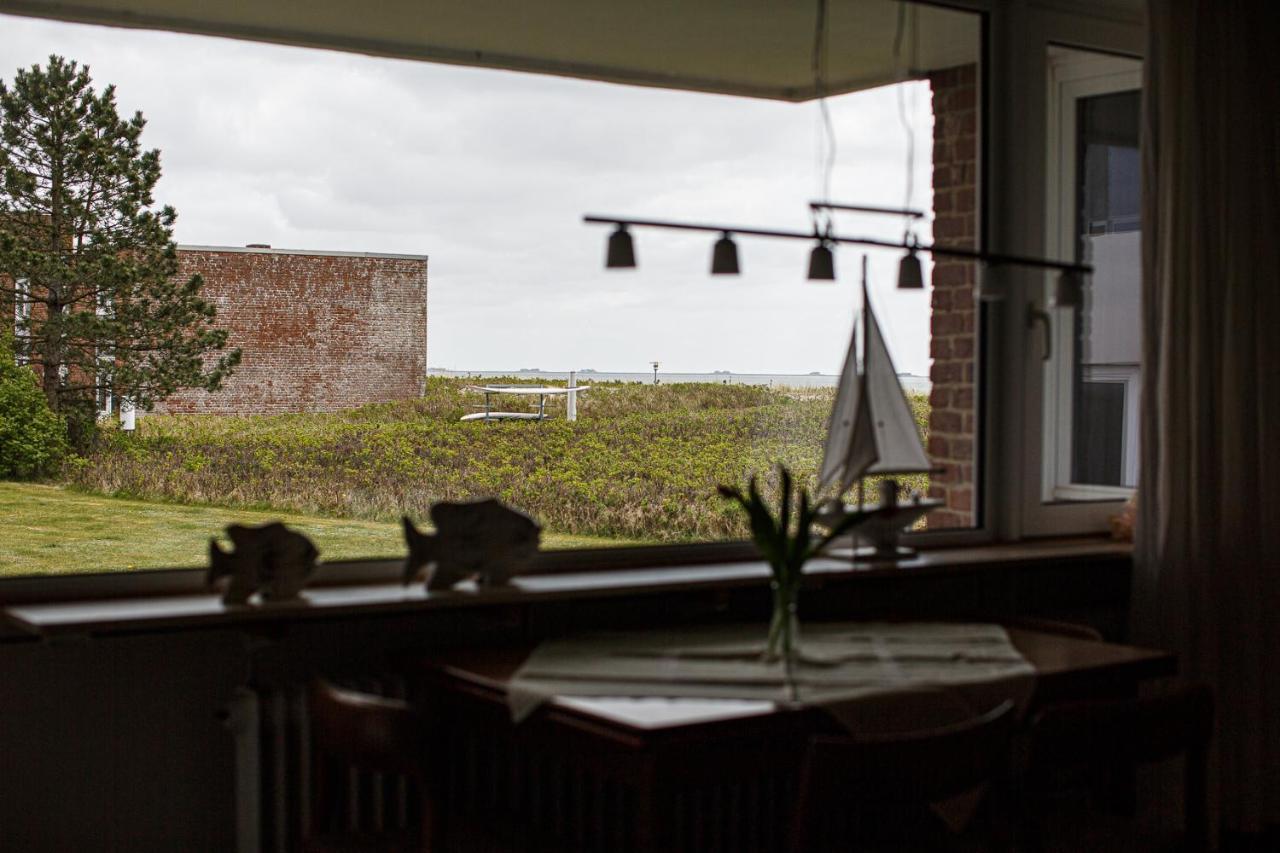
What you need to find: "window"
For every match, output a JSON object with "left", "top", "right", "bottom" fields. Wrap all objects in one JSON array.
[
  {"left": 12, "top": 276, "right": 30, "bottom": 364},
  {"left": 95, "top": 293, "right": 114, "bottom": 417},
  {"left": 1043, "top": 50, "right": 1141, "bottom": 504},
  {"left": 0, "top": 4, "right": 986, "bottom": 582}
]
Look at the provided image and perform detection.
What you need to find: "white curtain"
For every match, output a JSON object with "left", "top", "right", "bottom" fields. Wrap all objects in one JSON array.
[{"left": 1134, "top": 0, "right": 1280, "bottom": 835}]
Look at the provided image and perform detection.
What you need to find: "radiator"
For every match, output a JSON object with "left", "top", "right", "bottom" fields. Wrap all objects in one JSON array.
[
  {"left": 435, "top": 701, "right": 799, "bottom": 853},
  {"left": 226, "top": 677, "right": 795, "bottom": 853},
  {"left": 225, "top": 676, "right": 417, "bottom": 853}
]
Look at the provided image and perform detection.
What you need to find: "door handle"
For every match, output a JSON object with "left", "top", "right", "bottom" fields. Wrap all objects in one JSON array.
[{"left": 1026, "top": 304, "right": 1052, "bottom": 361}]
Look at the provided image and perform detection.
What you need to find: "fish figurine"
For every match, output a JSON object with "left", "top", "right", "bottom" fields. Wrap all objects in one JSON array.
[
  {"left": 402, "top": 499, "right": 542, "bottom": 590},
  {"left": 207, "top": 522, "right": 319, "bottom": 605}
]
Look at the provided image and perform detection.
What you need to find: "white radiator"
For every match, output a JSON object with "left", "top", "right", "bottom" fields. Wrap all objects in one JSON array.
[{"left": 225, "top": 677, "right": 416, "bottom": 853}]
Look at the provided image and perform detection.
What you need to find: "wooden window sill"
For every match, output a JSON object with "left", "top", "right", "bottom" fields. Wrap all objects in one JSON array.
[{"left": 2, "top": 537, "right": 1129, "bottom": 640}]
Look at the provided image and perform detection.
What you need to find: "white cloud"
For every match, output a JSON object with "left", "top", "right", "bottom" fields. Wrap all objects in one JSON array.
[{"left": 1, "top": 13, "right": 948, "bottom": 376}]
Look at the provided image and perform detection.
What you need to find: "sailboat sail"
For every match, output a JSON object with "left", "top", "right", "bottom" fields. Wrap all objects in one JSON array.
[
  {"left": 819, "top": 269, "right": 932, "bottom": 496},
  {"left": 818, "top": 321, "right": 864, "bottom": 492},
  {"left": 860, "top": 281, "right": 931, "bottom": 475}
]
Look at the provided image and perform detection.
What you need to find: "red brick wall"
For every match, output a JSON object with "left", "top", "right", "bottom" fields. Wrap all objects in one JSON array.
[
  {"left": 927, "top": 64, "right": 978, "bottom": 528},
  {"left": 159, "top": 247, "right": 427, "bottom": 415}
]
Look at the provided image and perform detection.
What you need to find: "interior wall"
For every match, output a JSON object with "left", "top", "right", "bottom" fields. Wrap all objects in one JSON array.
[
  {"left": 0, "top": 551, "right": 1133, "bottom": 850},
  {"left": 0, "top": 632, "right": 245, "bottom": 852}
]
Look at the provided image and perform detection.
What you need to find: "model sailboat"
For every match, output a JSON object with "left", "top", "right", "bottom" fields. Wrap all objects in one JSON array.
[{"left": 817, "top": 257, "right": 941, "bottom": 560}]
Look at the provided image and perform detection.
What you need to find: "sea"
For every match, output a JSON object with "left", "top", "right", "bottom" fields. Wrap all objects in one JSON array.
[{"left": 428, "top": 368, "right": 931, "bottom": 393}]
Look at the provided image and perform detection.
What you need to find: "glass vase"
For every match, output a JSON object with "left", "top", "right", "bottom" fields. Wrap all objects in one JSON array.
[{"left": 765, "top": 575, "right": 801, "bottom": 665}]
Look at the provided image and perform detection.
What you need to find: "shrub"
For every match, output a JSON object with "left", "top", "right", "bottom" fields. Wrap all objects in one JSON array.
[
  {"left": 0, "top": 340, "right": 67, "bottom": 479},
  {"left": 66, "top": 378, "right": 931, "bottom": 542}
]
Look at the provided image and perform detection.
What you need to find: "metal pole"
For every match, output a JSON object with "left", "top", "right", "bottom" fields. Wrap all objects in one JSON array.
[
  {"left": 809, "top": 200, "right": 927, "bottom": 219},
  {"left": 567, "top": 371, "right": 577, "bottom": 422},
  {"left": 583, "top": 215, "right": 1092, "bottom": 275}
]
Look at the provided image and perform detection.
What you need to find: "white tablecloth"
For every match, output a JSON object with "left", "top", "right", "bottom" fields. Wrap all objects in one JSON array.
[{"left": 509, "top": 621, "right": 1036, "bottom": 734}]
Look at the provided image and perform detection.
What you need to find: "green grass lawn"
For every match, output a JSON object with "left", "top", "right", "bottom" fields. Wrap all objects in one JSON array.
[{"left": 0, "top": 482, "right": 634, "bottom": 577}]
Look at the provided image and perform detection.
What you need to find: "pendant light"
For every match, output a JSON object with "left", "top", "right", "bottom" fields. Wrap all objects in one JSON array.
[
  {"left": 807, "top": 241, "right": 836, "bottom": 281},
  {"left": 710, "top": 232, "right": 740, "bottom": 275},
  {"left": 1052, "top": 268, "right": 1084, "bottom": 308},
  {"left": 896, "top": 236, "right": 924, "bottom": 289},
  {"left": 605, "top": 224, "right": 636, "bottom": 269},
  {"left": 585, "top": 214, "right": 1093, "bottom": 287}
]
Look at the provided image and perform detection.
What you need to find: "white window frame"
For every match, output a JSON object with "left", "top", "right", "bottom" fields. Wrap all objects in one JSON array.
[
  {"left": 1053, "top": 364, "right": 1140, "bottom": 499},
  {"left": 1041, "top": 51, "right": 1141, "bottom": 505},
  {"left": 13, "top": 276, "right": 30, "bottom": 365},
  {"left": 989, "top": 9, "right": 1144, "bottom": 540},
  {"left": 96, "top": 294, "right": 114, "bottom": 417}
]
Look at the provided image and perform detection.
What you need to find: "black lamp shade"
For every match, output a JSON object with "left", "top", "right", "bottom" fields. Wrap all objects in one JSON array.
[
  {"left": 711, "top": 233, "right": 740, "bottom": 275},
  {"left": 807, "top": 242, "right": 835, "bottom": 281},
  {"left": 606, "top": 225, "right": 636, "bottom": 269},
  {"left": 1052, "top": 269, "right": 1084, "bottom": 308},
  {"left": 897, "top": 250, "right": 924, "bottom": 289}
]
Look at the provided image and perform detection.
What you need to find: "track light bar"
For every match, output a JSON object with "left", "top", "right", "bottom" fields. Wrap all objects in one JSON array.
[
  {"left": 583, "top": 215, "right": 1093, "bottom": 276},
  {"left": 808, "top": 200, "right": 928, "bottom": 220}
]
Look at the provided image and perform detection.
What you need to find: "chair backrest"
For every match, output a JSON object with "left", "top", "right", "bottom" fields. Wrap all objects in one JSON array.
[
  {"left": 791, "top": 700, "right": 1017, "bottom": 852},
  {"left": 1029, "top": 685, "right": 1213, "bottom": 773},
  {"left": 308, "top": 680, "right": 424, "bottom": 780},
  {"left": 1027, "top": 684, "right": 1215, "bottom": 849},
  {"left": 1001, "top": 616, "right": 1104, "bottom": 642}
]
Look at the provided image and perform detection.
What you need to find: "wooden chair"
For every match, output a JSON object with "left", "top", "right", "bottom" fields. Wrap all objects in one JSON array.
[
  {"left": 305, "top": 680, "right": 433, "bottom": 853},
  {"left": 1000, "top": 616, "right": 1103, "bottom": 642},
  {"left": 1020, "top": 684, "right": 1215, "bottom": 853},
  {"left": 789, "top": 700, "right": 1018, "bottom": 853}
]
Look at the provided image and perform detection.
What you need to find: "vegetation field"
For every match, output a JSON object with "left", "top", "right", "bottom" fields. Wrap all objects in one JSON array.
[
  {"left": 0, "top": 482, "right": 636, "bottom": 576},
  {"left": 64, "top": 378, "right": 930, "bottom": 549}
]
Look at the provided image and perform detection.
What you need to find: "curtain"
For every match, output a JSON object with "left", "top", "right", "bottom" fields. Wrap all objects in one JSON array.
[{"left": 1134, "top": 0, "right": 1280, "bottom": 835}]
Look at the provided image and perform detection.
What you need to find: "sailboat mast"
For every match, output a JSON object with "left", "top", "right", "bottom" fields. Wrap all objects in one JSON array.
[{"left": 857, "top": 254, "right": 868, "bottom": 512}]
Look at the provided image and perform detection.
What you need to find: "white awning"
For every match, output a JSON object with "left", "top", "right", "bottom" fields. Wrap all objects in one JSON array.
[{"left": 2, "top": 0, "right": 980, "bottom": 101}]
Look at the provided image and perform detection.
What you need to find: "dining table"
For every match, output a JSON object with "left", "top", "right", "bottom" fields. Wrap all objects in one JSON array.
[{"left": 409, "top": 621, "right": 1175, "bottom": 853}]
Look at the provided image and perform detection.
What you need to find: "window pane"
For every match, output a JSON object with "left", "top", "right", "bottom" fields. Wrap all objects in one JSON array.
[
  {"left": 1073, "top": 89, "right": 1140, "bottom": 489},
  {"left": 1042, "top": 49, "right": 1141, "bottom": 505},
  {"left": 1, "top": 7, "right": 980, "bottom": 577}
]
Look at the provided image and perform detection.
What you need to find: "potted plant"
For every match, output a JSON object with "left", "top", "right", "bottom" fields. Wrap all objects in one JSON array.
[{"left": 719, "top": 465, "right": 872, "bottom": 664}]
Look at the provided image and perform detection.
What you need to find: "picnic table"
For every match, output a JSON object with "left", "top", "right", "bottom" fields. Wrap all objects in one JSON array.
[{"left": 460, "top": 384, "right": 590, "bottom": 422}]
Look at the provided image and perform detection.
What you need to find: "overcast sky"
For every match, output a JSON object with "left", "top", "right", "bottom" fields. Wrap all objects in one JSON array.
[{"left": 1, "top": 13, "right": 938, "bottom": 376}]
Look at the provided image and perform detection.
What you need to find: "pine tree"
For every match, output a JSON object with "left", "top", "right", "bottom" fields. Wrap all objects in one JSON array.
[{"left": 0, "top": 55, "right": 239, "bottom": 438}]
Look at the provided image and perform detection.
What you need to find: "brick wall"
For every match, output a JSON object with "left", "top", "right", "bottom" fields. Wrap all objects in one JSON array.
[
  {"left": 159, "top": 247, "right": 428, "bottom": 415},
  {"left": 927, "top": 64, "right": 978, "bottom": 528}
]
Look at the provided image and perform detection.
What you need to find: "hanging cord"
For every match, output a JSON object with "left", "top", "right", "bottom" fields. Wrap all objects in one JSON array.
[
  {"left": 812, "top": 0, "right": 837, "bottom": 230},
  {"left": 893, "top": 1, "right": 919, "bottom": 238}
]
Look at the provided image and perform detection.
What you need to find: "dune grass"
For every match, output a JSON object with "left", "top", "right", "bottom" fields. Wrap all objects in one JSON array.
[
  {"left": 67, "top": 378, "right": 929, "bottom": 543},
  {"left": 0, "top": 482, "right": 633, "bottom": 577},
  {"left": 27, "top": 377, "right": 931, "bottom": 576}
]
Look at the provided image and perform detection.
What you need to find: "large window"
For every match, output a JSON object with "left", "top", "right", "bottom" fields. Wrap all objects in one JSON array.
[{"left": 0, "top": 5, "right": 984, "bottom": 580}]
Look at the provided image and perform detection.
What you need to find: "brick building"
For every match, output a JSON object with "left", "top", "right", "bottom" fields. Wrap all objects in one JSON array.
[{"left": 158, "top": 245, "right": 428, "bottom": 415}]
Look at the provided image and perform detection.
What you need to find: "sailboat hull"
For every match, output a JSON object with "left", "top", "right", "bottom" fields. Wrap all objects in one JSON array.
[{"left": 816, "top": 498, "right": 944, "bottom": 562}]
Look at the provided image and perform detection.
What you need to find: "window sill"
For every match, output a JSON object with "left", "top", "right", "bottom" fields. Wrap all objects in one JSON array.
[
  {"left": 3, "top": 536, "right": 1130, "bottom": 641},
  {"left": 1049, "top": 484, "right": 1135, "bottom": 502}
]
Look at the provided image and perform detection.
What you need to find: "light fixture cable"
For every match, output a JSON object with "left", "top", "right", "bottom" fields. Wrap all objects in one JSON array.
[
  {"left": 893, "top": 1, "right": 919, "bottom": 240},
  {"left": 813, "top": 0, "right": 836, "bottom": 236}
]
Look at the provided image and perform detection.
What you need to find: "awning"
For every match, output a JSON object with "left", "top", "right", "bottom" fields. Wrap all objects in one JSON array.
[{"left": 1, "top": 0, "right": 980, "bottom": 101}]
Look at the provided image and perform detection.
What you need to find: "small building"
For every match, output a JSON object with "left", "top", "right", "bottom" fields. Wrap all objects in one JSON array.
[{"left": 157, "top": 245, "right": 428, "bottom": 415}]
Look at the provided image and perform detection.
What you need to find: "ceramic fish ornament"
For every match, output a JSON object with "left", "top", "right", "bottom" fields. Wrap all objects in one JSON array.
[
  {"left": 402, "top": 499, "right": 542, "bottom": 590},
  {"left": 207, "top": 522, "right": 319, "bottom": 605}
]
